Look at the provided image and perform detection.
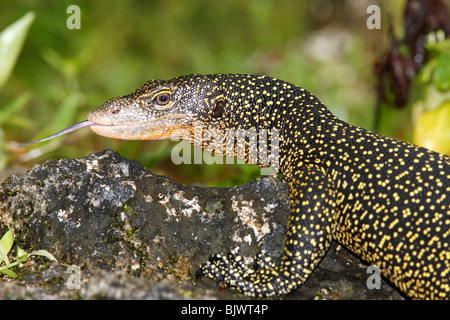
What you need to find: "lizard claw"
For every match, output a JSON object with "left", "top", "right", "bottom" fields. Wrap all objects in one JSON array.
[
  {"left": 194, "top": 267, "right": 204, "bottom": 285},
  {"left": 195, "top": 262, "right": 227, "bottom": 293},
  {"left": 214, "top": 275, "right": 226, "bottom": 292}
]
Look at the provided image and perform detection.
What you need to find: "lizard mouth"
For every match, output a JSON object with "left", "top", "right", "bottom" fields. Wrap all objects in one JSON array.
[{"left": 86, "top": 115, "right": 192, "bottom": 141}]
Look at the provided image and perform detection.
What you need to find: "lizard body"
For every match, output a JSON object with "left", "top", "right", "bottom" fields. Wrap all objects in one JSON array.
[{"left": 21, "top": 74, "right": 450, "bottom": 299}]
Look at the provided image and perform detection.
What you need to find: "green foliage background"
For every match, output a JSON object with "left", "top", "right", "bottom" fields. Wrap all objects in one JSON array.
[{"left": 0, "top": 0, "right": 447, "bottom": 187}]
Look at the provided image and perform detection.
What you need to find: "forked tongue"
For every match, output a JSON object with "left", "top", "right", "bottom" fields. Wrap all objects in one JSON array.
[{"left": 17, "top": 120, "right": 96, "bottom": 147}]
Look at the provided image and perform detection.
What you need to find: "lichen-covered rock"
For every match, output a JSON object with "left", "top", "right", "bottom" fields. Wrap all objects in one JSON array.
[{"left": 0, "top": 149, "right": 403, "bottom": 299}]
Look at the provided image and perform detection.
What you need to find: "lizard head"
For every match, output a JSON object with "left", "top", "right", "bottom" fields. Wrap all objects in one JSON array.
[{"left": 87, "top": 74, "right": 231, "bottom": 142}]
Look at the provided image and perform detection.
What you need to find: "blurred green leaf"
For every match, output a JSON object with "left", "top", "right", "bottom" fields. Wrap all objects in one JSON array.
[
  {"left": 418, "top": 57, "right": 437, "bottom": 84},
  {"left": 0, "top": 92, "right": 31, "bottom": 126},
  {"left": 413, "top": 101, "right": 450, "bottom": 155},
  {"left": 41, "top": 47, "right": 84, "bottom": 81},
  {"left": 0, "top": 128, "right": 7, "bottom": 170},
  {"left": 29, "top": 249, "right": 58, "bottom": 262},
  {"left": 51, "top": 92, "right": 82, "bottom": 133},
  {"left": 433, "top": 54, "right": 450, "bottom": 91},
  {"left": 425, "top": 31, "right": 450, "bottom": 54},
  {"left": 0, "top": 12, "right": 35, "bottom": 89},
  {"left": 0, "top": 267, "right": 17, "bottom": 278},
  {"left": 0, "top": 230, "right": 14, "bottom": 265},
  {"left": 16, "top": 247, "right": 28, "bottom": 259}
]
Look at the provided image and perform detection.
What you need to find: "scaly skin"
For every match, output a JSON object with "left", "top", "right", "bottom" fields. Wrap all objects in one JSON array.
[{"left": 23, "top": 74, "right": 450, "bottom": 299}]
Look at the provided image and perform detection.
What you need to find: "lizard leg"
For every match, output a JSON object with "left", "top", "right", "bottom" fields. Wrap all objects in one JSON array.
[{"left": 198, "top": 165, "right": 337, "bottom": 297}]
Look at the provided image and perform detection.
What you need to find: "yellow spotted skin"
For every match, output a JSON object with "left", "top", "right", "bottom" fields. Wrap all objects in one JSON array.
[{"left": 89, "top": 74, "right": 450, "bottom": 299}]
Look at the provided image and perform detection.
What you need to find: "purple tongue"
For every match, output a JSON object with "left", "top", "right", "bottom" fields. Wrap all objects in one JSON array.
[{"left": 17, "top": 120, "right": 96, "bottom": 147}]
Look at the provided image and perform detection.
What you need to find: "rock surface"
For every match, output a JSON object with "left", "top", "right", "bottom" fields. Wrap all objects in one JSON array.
[{"left": 0, "top": 149, "right": 403, "bottom": 300}]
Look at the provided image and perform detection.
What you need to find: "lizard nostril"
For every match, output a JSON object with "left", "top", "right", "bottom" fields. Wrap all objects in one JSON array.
[{"left": 110, "top": 103, "right": 121, "bottom": 114}]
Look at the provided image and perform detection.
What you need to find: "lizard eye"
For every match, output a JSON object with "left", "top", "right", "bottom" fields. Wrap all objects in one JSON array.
[{"left": 155, "top": 92, "right": 171, "bottom": 106}]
